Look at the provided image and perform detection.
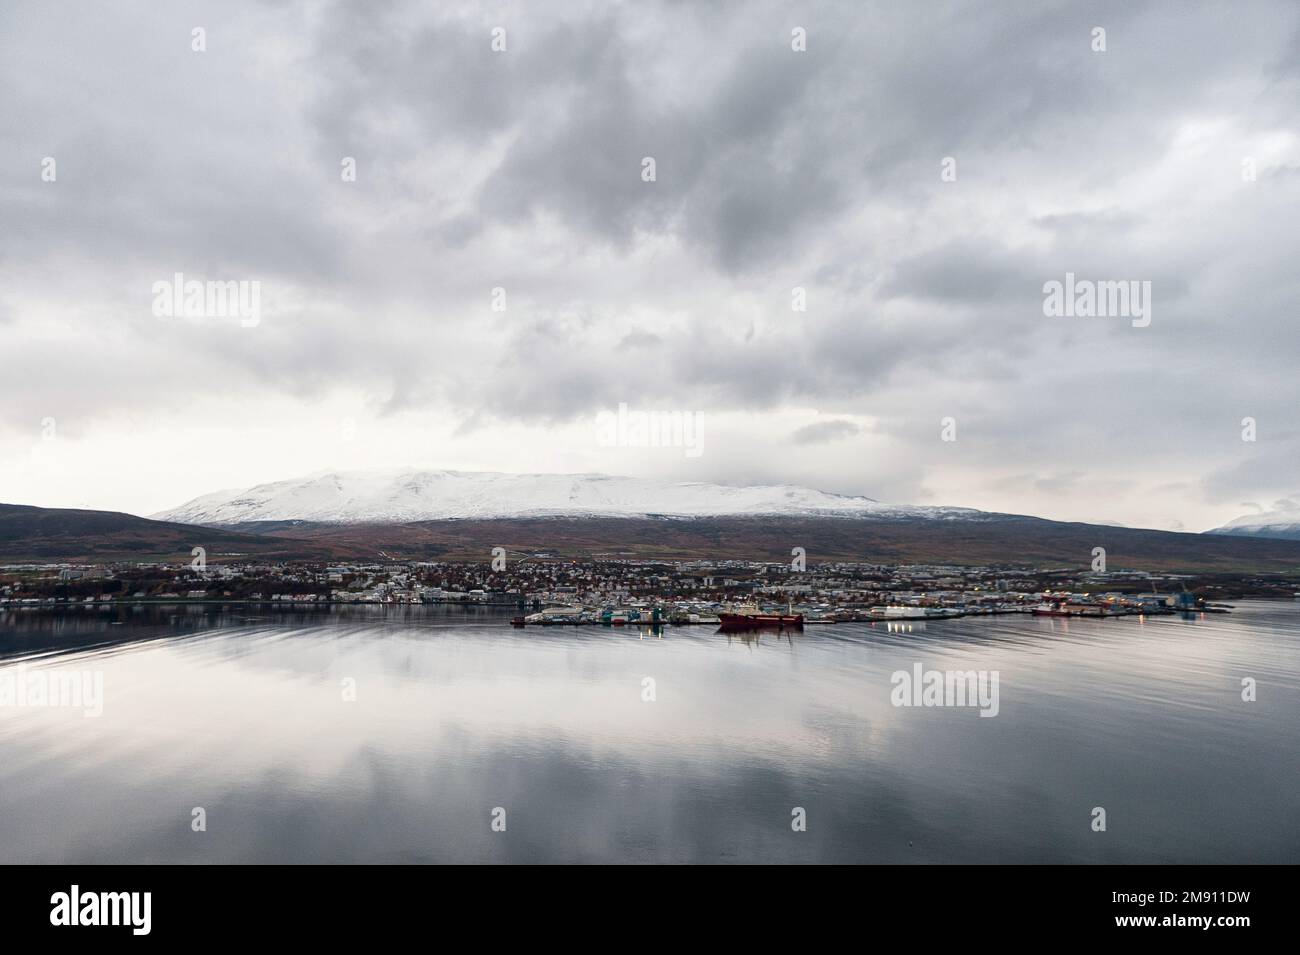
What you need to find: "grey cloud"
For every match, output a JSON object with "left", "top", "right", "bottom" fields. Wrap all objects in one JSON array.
[
  {"left": 791, "top": 420, "right": 860, "bottom": 445},
  {"left": 1030, "top": 210, "right": 1143, "bottom": 238},
  {"left": 2, "top": 0, "right": 1299, "bottom": 530},
  {"left": 618, "top": 329, "right": 662, "bottom": 349},
  {"left": 881, "top": 238, "right": 1046, "bottom": 307}
]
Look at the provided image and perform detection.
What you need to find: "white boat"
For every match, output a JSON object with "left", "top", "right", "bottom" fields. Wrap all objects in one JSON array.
[{"left": 870, "top": 605, "right": 923, "bottom": 619}]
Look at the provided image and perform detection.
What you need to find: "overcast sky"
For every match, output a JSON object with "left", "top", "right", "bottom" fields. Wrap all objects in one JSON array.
[{"left": 2, "top": 0, "right": 1297, "bottom": 531}]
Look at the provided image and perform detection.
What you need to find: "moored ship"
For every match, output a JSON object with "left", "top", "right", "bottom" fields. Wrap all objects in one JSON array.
[
  {"left": 1032, "top": 600, "right": 1072, "bottom": 617},
  {"left": 718, "top": 602, "right": 804, "bottom": 630}
]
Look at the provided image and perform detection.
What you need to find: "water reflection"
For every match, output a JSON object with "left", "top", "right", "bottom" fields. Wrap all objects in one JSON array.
[{"left": 1, "top": 601, "right": 1297, "bottom": 863}]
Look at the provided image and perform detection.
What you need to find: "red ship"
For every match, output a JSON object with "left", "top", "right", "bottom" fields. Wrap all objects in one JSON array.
[{"left": 718, "top": 603, "right": 804, "bottom": 631}]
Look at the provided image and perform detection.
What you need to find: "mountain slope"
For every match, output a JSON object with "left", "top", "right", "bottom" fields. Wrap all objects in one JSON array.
[
  {"left": 209, "top": 514, "right": 1300, "bottom": 572},
  {"left": 151, "top": 469, "right": 983, "bottom": 525},
  {"left": 1207, "top": 502, "right": 1300, "bottom": 541},
  {"left": 0, "top": 503, "right": 339, "bottom": 562},
  {"left": 5, "top": 504, "right": 1300, "bottom": 571}
]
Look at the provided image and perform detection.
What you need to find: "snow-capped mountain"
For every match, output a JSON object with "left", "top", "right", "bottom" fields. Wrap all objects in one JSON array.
[
  {"left": 1207, "top": 501, "right": 1300, "bottom": 541},
  {"left": 149, "top": 469, "right": 984, "bottom": 525}
]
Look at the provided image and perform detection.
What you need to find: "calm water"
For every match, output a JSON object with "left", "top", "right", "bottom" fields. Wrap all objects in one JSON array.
[{"left": 1, "top": 600, "right": 1297, "bottom": 864}]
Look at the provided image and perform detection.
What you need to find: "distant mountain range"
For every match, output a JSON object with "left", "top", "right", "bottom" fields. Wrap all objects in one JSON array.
[
  {"left": 1206, "top": 501, "right": 1300, "bottom": 541},
  {"left": 4, "top": 468, "right": 1300, "bottom": 572},
  {"left": 150, "top": 469, "right": 983, "bottom": 524}
]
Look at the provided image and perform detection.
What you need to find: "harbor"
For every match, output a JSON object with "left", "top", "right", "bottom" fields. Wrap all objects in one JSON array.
[
  {"left": 507, "top": 593, "right": 1219, "bottom": 628},
  {"left": 5, "top": 557, "right": 1268, "bottom": 628}
]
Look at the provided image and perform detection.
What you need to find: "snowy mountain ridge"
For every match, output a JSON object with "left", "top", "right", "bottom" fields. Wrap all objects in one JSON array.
[
  {"left": 150, "top": 468, "right": 985, "bottom": 525},
  {"left": 1207, "top": 500, "right": 1300, "bottom": 541}
]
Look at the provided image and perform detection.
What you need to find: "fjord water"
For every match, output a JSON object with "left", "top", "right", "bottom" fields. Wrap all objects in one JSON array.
[{"left": 1, "top": 602, "right": 1297, "bottom": 864}]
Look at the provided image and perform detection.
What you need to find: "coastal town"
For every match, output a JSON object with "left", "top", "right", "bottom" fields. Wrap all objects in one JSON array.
[{"left": 2, "top": 557, "right": 1294, "bottom": 624}]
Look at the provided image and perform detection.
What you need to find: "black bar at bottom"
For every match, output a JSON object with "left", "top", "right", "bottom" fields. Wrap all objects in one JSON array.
[{"left": 3, "top": 864, "right": 1287, "bottom": 941}]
